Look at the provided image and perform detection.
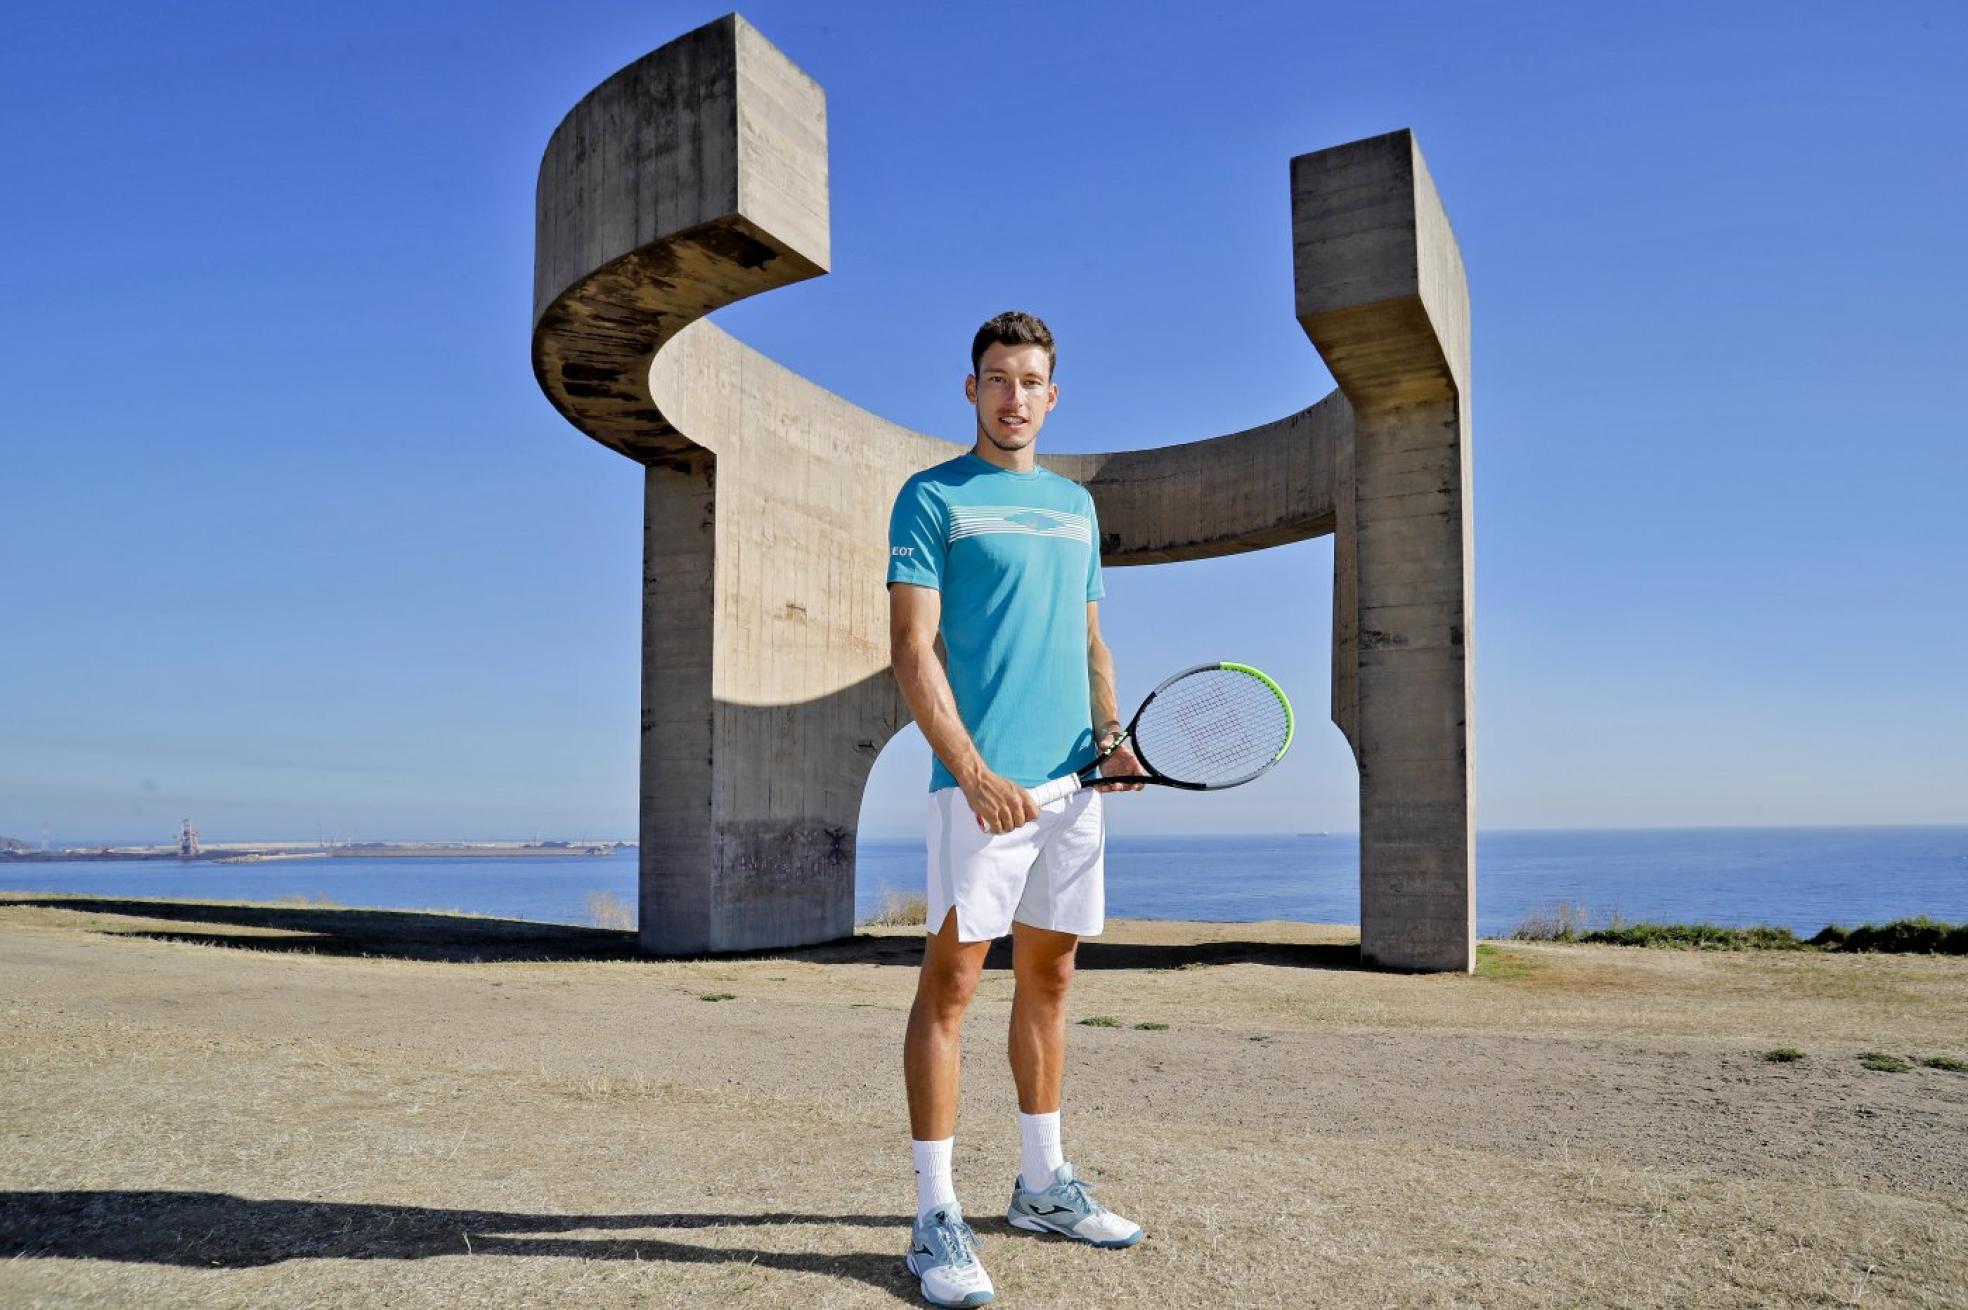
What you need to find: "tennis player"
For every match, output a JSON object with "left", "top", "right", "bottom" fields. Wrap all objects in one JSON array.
[{"left": 887, "top": 312, "right": 1146, "bottom": 1307}]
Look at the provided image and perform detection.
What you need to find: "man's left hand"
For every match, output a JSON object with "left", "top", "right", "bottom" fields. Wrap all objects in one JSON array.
[{"left": 1094, "top": 740, "right": 1145, "bottom": 793}]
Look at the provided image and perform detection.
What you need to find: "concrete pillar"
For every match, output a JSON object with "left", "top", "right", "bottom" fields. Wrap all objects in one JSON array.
[{"left": 1294, "top": 131, "right": 1476, "bottom": 973}]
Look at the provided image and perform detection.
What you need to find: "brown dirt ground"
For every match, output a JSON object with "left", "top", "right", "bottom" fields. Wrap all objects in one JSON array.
[{"left": 1, "top": 894, "right": 1964, "bottom": 1308}]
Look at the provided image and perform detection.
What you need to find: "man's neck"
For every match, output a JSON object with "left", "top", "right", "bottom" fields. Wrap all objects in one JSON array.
[{"left": 970, "top": 437, "right": 1037, "bottom": 475}]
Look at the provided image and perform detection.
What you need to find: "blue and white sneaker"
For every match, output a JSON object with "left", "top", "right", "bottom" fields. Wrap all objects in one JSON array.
[
  {"left": 1006, "top": 1162, "right": 1145, "bottom": 1248},
  {"left": 905, "top": 1202, "right": 995, "bottom": 1307}
]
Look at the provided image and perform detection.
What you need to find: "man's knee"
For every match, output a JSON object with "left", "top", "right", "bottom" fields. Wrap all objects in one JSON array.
[
  {"left": 917, "top": 963, "right": 980, "bottom": 1024},
  {"left": 1013, "top": 943, "right": 1076, "bottom": 1003},
  {"left": 915, "top": 911, "right": 985, "bottom": 1023}
]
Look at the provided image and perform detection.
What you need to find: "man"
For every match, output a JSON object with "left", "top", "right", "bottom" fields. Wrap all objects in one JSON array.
[{"left": 886, "top": 311, "right": 1145, "bottom": 1308}]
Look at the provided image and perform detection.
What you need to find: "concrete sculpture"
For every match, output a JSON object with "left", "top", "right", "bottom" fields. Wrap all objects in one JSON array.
[{"left": 532, "top": 15, "right": 1475, "bottom": 971}]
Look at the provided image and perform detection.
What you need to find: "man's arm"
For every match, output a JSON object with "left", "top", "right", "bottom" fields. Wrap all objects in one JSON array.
[
  {"left": 890, "top": 582, "right": 1040, "bottom": 833},
  {"left": 1085, "top": 601, "right": 1144, "bottom": 793}
]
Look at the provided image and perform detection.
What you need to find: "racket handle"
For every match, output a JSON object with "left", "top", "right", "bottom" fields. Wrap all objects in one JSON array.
[{"left": 1027, "top": 774, "right": 1085, "bottom": 808}]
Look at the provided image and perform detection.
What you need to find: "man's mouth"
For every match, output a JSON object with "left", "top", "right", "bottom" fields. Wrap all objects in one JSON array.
[{"left": 998, "top": 415, "right": 1027, "bottom": 429}]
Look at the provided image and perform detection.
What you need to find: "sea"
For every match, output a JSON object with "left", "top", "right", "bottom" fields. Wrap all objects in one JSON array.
[{"left": 4, "top": 826, "right": 1965, "bottom": 938}]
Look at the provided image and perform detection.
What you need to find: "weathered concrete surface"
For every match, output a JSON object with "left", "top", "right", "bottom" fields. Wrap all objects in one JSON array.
[
  {"left": 1295, "top": 131, "right": 1475, "bottom": 973},
  {"left": 532, "top": 16, "right": 1475, "bottom": 968}
]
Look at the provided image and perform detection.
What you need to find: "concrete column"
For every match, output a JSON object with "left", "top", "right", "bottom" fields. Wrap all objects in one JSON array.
[
  {"left": 638, "top": 456, "right": 717, "bottom": 952},
  {"left": 1294, "top": 131, "right": 1476, "bottom": 973}
]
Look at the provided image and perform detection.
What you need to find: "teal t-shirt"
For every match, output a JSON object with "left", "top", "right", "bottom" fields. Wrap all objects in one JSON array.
[{"left": 887, "top": 453, "right": 1105, "bottom": 791}]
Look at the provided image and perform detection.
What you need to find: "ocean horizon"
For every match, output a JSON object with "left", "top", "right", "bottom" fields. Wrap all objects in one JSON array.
[{"left": 4, "top": 824, "right": 1963, "bottom": 940}]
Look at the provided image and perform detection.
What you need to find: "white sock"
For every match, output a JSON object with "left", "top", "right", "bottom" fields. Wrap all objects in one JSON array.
[
  {"left": 1018, "top": 1110, "right": 1063, "bottom": 1193},
  {"left": 913, "top": 1137, "right": 957, "bottom": 1216}
]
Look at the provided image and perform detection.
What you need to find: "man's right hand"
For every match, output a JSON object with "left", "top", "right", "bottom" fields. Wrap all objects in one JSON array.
[{"left": 961, "top": 767, "right": 1039, "bottom": 836}]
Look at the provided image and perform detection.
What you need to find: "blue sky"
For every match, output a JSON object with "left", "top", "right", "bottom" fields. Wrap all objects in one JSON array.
[{"left": 2, "top": 1, "right": 1963, "bottom": 843}]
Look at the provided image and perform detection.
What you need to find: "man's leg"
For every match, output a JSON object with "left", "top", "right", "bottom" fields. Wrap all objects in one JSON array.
[
  {"left": 1008, "top": 921, "right": 1077, "bottom": 1118},
  {"left": 905, "top": 907, "right": 992, "bottom": 1142},
  {"left": 1000, "top": 793, "right": 1143, "bottom": 1249},
  {"left": 1009, "top": 921, "right": 1076, "bottom": 1192},
  {"left": 903, "top": 908, "right": 996, "bottom": 1306}
]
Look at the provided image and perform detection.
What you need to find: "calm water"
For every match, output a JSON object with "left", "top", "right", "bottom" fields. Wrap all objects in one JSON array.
[{"left": 5, "top": 827, "right": 1965, "bottom": 937}]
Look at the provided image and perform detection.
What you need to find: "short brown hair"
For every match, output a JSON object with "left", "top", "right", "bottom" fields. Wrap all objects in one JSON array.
[{"left": 971, "top": 311, "right": 1056, "bottom": 380}]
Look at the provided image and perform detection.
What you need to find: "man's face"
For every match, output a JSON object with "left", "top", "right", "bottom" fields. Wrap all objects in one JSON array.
[{"left": 964, "top": 342, "right": 1057, "bottom": 453}]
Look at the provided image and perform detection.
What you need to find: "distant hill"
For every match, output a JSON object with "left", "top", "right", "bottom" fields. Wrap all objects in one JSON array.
[{"left": 0, "top": 835, "right": 30, "bottom": 853}]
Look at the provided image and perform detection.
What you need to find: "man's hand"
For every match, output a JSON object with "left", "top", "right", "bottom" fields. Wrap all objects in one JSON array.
[
  {"left": 1093, "top": 738, "right": 1145, "bottom": 793},
  {"left": 963, "top": 767, "right": 1040, "bottom": 835}
]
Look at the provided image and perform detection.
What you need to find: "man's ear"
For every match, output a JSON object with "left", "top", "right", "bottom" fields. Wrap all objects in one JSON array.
[
  {"left": 1045, "top": 382, "right": 1059, "bottom": 412},
  {"left": 964, "top": 374, "right": 978, "bottom": 403}
]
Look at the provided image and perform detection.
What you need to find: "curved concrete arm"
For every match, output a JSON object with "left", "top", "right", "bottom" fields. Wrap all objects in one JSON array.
[{"left": 532, "top": 15, "right": 1345, "bottom": 558}]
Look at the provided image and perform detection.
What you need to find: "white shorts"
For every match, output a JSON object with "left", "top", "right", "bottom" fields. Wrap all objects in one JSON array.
[{"left": 925, "top": 786, "right": 1106, "bottom": 942}]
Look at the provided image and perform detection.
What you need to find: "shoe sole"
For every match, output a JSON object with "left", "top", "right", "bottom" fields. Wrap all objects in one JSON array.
[
  {"left": 1006, "top": 1211, "right": 1145, "bottom": 1249},
  {"left": 905, "top": 1252, "right": 995, "bottom": 1307}
]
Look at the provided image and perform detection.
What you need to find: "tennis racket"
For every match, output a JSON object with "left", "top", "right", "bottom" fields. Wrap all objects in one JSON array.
[{"left": 1027, "top": 661, "right": 1295, "bottom": 807}]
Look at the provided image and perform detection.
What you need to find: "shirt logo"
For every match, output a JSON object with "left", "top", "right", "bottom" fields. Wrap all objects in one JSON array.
[
  {"left": 947, "top": 505, "right": 1092, "bottom": 545},
  {"left": 892, "top": 546, "right": 915, "bottom": 557}
]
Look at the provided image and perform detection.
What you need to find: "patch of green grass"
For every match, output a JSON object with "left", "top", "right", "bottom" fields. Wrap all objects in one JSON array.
[
  {"left": 1133, "top": 1021, "right": 1169, "bottom": 1031},
  {"left": 1763, "top": 1047, "right": 1807, "bottom": 1063},
  {"left": 699, "top": 992, "right": 736, "bottom": 1002},
  {"left": 1920, "top": 1055, "right": 1968, "bottom": 1073},
  {"left": 1474, "top": 943, "right": 1538, "bottom": 980},
  {"left": 1858, "top": 1051, "right": 1912, "bottom": 1073},
  {"left": 1078, "top": 1015, "right": 1121, "bottom": 1028}
]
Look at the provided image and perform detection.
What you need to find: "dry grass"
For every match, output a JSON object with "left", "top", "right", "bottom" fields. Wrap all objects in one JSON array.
[
  {"left": 2, "top": 897, "right": 1965, "bottom": 1308},
  {"left": 582, "top": 889, "right": 635, "bottom": 932},
  {"left": 858, "top": 888, "right": 927, "bottom": 928},
  {"left": 1511, "top": 899, "right": 1598, "bottom": 939}
]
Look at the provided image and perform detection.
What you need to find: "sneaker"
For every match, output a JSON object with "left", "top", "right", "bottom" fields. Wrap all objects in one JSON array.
[
  {"left": 1006, "top": 1162, "right": 1144, "bottom": 1248},
  {"left": 905, "top": 1202, "right": 995, "bottom": 1307}
]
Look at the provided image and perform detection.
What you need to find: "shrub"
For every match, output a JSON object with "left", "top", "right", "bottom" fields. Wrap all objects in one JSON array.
[
  {"left": 583, "top": 890, "right": 635, "bottom": 931},
  {"left": 1920, "top": 1055, "right": 1967, "bottom": 1073},
  {"left": 700, "top": 992, "right": 736, "bottom": 1003},
  {"left": 1858, "top": 1051, "right": 1912, "bottom": 1073},
  {"left": 1581, "top": 922, "right": 1804, "bottom": 951},
  {"left": 860, "top": 888, "right": 928, "bottom": 928},
  {"left": 1511, "top": 901, "right": 1592, "bottom": 941},
  {"left": 1811, "top": 917, "right": 1965, "bottom": 955},
  {"left": 1764, "top": 1048, "right": 1807, "bottom": 1063},
  {"left": 1078, "top": 1015, "right": 1121, "bottom": 1028}
]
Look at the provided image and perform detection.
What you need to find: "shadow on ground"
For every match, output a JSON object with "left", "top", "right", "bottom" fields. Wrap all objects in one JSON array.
[
  {"left": 0, "top": 1190, "right": 915, "bottom": 1300},
  {"left": 1, "top": 897, "right": 638, "bottom": 963},
  {"left": 1, "top": 896, "right": 1361, "bottom": 971}
]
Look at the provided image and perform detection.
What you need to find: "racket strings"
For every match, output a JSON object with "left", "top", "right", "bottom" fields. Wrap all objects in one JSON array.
[{"left": 1131, "top": 668, "right": 1290, "bottom": 786}]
